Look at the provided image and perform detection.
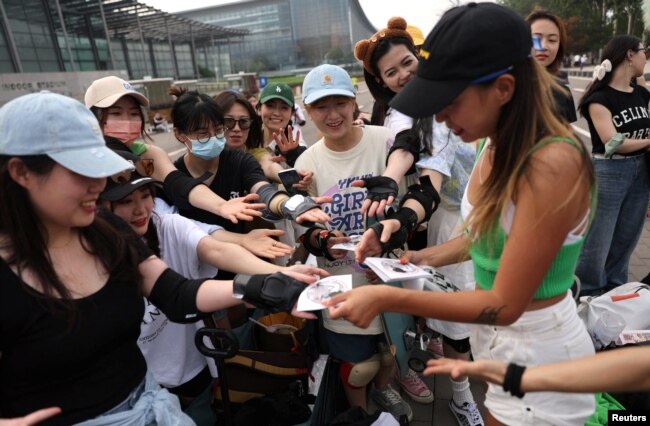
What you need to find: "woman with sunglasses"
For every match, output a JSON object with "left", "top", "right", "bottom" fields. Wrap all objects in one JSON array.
[
  {"left": 575, "top": 35, "right": 650, "bottom": 297},
  {"left": 85, "top": 76, "right": 265, "bottom": 226},
  {"left": 99, "top": 151, "right": 328, "bottom": 424},
  {"left": 526, "top": 9, "right": 577, "bottom": 123},
  {"left": 213, "top": 90, "right": 312, "bottom": 193},
  {"left": 0, "top": 92, "right": 323, "bottom": 426}
]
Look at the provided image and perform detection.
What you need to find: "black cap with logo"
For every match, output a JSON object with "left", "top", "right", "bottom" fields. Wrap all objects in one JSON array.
[{"left": 390, "top": 2, "right": 532, "bottom": 118}]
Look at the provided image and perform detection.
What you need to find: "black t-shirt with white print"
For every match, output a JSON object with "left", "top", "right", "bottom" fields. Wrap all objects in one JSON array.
[
  {"left": 582, "top": 83, "right": 650, "bottom": 155},
  {"left": 173, "top": 147, "right": 267, "bottom": 233}
]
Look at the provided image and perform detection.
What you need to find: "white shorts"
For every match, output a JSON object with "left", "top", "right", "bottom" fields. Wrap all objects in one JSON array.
[
  {"left": 471, "top": 292, "right": 596, "bottom": 426},
  {"left": 425, "top": 206, "right": 473, "bottom": 340}
]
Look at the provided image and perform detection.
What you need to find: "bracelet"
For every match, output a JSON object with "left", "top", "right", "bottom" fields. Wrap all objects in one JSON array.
[
  {"left": 299, "top": 226, "right": 326, "bottom": 257},
  {"left": 502, "top": 362, "right": 526, "bottom": 398}
]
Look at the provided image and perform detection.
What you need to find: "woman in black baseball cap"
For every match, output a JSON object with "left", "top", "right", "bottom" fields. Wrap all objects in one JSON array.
[{"left": 329, "top": 3, "right": 597, "bottom": 425}]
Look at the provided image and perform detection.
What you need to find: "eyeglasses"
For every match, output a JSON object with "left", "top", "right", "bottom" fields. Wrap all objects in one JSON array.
[
  {"left": 188, "top": 131, "right": 225, "bottom": 144},
  {"left": 635, "top": 47, "right": 650, "bottom": 59},
  {"left": 224, "top": 117, "right": 252, "bottom": 130},
  {"left": 110, "top": 159, "right": 154, "bottom": 184}
]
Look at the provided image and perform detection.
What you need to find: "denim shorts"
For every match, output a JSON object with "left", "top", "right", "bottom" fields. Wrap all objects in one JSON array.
[
  {"left": 100, "top": 377, "right": 146, "bottom": 416},
  {"left": 323, "top": 328, "right": 386, "bottom": 363}
]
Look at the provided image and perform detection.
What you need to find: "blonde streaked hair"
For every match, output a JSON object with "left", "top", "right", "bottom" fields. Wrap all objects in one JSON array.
[{"left": 465, "top": 58, "right": 594, "bottom": 242}]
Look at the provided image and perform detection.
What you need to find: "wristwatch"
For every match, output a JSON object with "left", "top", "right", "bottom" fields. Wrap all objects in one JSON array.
[{"left": 232, "top": 274, "right": 251, "bottom": 300}]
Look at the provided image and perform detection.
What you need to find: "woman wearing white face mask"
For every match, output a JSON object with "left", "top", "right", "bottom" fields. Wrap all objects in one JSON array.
[
  {"left": 167, "top": 86, "right": 332, "bottom": 272},
  {"left": 85, "top": 76, "right": 266, "bottom": 227}
]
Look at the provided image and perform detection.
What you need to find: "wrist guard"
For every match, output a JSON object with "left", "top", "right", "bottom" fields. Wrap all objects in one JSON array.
[
  {"left": 299, "top": 226, "right": 326, "bottom": 257},
  {"left": 234, "top": 272, "right": 305, "bottom": 312},
  {"left": 368, "top": 221, "right": 409, "bottom": 255},
  {"left": 257, "top": 184, "right": 286, "bottom": 222},
  {"left": 363, "top": 176, "right": 399, "bottom": 202},
  {"left": 400, "top": 175, "right": 440, "bottom": 223},
  {"left": 275, "top": 145, "right": 307, "bottom": 167},
  {"left": 280, "top": 194, "right": 321, "bottom": 227},
  {"left": 387, "top": 207, "right": 419, "bottom": 235}
]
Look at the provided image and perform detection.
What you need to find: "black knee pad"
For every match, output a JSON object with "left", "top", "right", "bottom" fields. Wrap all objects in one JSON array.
[{"left": 442, "top": 336, "right": 471, "bottom": 354}]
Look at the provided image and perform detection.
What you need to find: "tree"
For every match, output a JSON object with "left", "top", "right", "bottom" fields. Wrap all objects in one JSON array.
[
  {"left": 499, "top": 0, "right": 644, "bottom": 53},
  {"left": 198, "top": 64, "right": 215, "bottom": 79},
  {"left": 325, "top": 46, "right": 346, "bottom": 64}
]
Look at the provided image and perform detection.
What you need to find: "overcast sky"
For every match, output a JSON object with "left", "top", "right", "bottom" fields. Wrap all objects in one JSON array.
[{"left": 141, "top": 0, "right": 495, "bottom": 36}]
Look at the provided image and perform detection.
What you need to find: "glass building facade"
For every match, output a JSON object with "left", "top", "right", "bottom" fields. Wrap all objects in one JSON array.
[
  {"left": 180, "top": 0, "right": 376, "bottom": 72},
  {"left": 0, "top": 0, "right": 247, "bottom": 79}
]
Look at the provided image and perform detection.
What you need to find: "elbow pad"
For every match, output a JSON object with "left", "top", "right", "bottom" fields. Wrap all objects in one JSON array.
[
  {"left": 388, "top": 129, "right": 420, "bottom": 173},
  {"left": 162, "top": 170, "right": 212, "bottom": 209},
  {"left": 400, "top": 175, "right": 440, "bottom": 224},
  {"left": 275, "top": 145, "right": 307, "bottom": 167},
  {"left": 257, "top": 183, "right": 287, "bottom": 207},
  {"left": 148, "top": 268, "right": 207, "bottom": 323},
  {"left": 233, "top": 272, "right": 305, "bottom": 312},
  {"left": 256, "top": 183, "right": 287, "bottom": 222}
]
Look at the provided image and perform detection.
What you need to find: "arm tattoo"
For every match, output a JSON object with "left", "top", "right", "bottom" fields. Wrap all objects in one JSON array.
[{"left": 474, "top": 305, "right": 506, "bottom": 325}]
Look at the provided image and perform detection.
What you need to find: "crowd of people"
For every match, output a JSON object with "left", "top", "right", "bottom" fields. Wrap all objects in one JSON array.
[{"left": 1, "top": 2, "right": 650, "bottom": 426}]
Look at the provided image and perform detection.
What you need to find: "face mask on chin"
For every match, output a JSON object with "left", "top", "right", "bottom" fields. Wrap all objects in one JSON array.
[
  {"left": 104, "top": 120, "right": 142, "bottom": 144},
  {"left": 187, "top": 134, "right": 226, "bottom": 160}
]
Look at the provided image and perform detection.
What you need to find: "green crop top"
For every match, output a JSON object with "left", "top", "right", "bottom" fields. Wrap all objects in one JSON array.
[{"left": 469, "top": 137, "right": 595, "bottom": 300}]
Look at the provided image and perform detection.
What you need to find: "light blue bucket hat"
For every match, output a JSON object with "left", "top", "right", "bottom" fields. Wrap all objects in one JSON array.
[{"left": 0, "top": 91, "right": 132, "bottom": 178}]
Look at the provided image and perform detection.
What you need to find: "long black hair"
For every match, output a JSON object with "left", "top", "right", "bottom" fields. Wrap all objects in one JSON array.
[
  {"left": 168, "top": 86, "right": 224, "bottom": 140},
  {"left": 363, "top": 36, "right": 434, "bottom": 156},
  {"left": 0, "top": 155, "right": 141, "bottom": 319},
  {"left": 578, "top": 35, "right": 641, "bottom": 116}
]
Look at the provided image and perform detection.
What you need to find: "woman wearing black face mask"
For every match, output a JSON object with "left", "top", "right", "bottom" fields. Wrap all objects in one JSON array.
[{"left": 167, "top": 86, "right": 331, "bottom": 249}]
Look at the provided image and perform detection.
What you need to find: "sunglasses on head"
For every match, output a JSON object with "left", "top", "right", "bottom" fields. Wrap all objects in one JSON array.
[
  {"left": 110, "top": 159, "right": 154, "bottom": 184},
  {"left": 224, "top": 117, "right": 252, "bottom": 130}
]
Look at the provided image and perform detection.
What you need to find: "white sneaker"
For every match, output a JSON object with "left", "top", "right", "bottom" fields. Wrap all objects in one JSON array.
[
  {"left": 370, "top": 384, "right": 413, "bottom": 422},
  {"left": 449, "top": 399, "right": 484, "bottom": 426}
]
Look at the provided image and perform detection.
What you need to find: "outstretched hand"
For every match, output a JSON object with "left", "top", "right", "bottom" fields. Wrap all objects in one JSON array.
[
  {"left": 294, "top": 196, "right": 333, "bottom": 225},
  {"left": 273, "top": 125, "right": 301, "bottom": 154},
  {"left": 240, "top": 229, "right": 292, "bottom": 259},
  {"left": 351, "top": 178, "right": 397, "bottom": 217},
  {"left": 354, "top": 219, "right": 401, "bottom": 263},
  {"left": 323, "top": 285, "right": 390, "bottom": 328},
  {"left": 424, "top": 358, "right": 507, "bottom": 386},
  {"left": 0, "top": 407, "right": 62, "bottom": 426},
  {"left": 217, "top": 193, "right": 266, "bottom": 224},
  {"left": 279, "top": 267, "right": 330, "bottom": 320}
]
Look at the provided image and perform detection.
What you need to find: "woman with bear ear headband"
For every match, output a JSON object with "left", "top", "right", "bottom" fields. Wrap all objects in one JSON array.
[
  {"left": 353, "top": 17, "right": 481, "bottom": 423},
  {"left": 575, "top": 35, "right": 650, "bottom": 298}
]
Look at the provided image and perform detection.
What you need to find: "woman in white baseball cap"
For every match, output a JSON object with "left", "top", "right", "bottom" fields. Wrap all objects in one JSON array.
[{"left": 85, "top": 75, "right": 266, "bottom": 226}]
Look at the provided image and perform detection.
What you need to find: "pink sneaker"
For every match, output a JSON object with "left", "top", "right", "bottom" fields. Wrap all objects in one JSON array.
[
  {"left": 397, "top": 368, "right": 434, "bottom": 404},
  {"left": 427, "top": 336, "right": 444, "bottom": 358}
]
